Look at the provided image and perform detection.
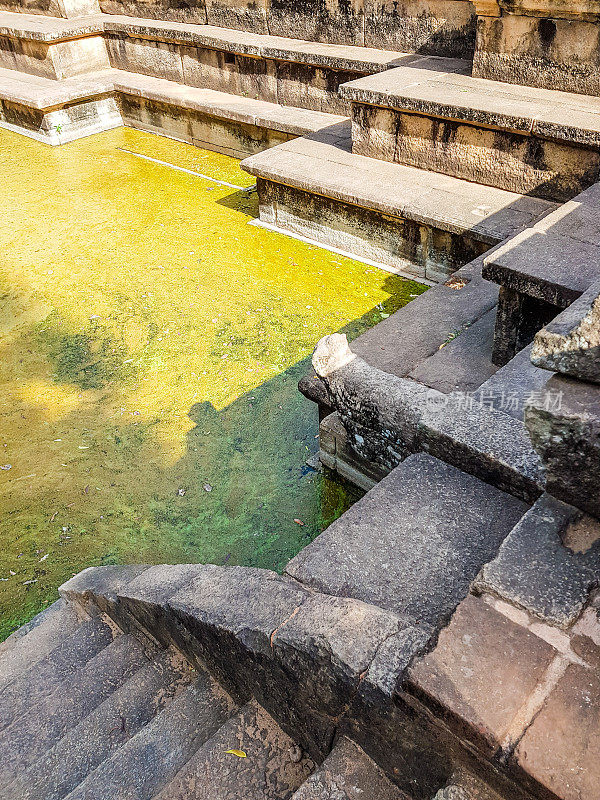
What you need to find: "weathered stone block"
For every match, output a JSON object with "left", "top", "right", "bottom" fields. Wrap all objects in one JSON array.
[
  {"left": 182, "top": 47, "right": 278, "bottom": 103},
  {"left": 531, "top": 281, "right": 600, "bottom": 382},
  {"left": 473, "top": 14, "right": 600, "bottom": 96},
  {"left": 205, "top": 0, "right": 268, "bottom": 33},
  {"left": 99, "top": 0, "right": 207, "bottom": 23},
  {"left": 351, "top": 103, "right": 600, "bottom": 202},
  {"left": 59, "top": 564, "right": 151, "bottom": 616},
  {"left": 525, "top": 373, "right": 600, "bottom": 517},
  {"left": 268, "top": 0, "right": 364, "bottom": 45},
  {"left": 514, "top": 663, "right": 600, "bottom": 800},
  {"left": 476, "top": 494, "right": 600, "bottom": 627},
  {"left": 106, "top": 35, "right": 184, "bottom": 83},
  {"left": 365, "top": 0, "right": 476, "bottom": 56}
]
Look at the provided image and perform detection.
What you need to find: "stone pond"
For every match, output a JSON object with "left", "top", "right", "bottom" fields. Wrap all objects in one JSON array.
[{"left": 0, "top": 125, "right": 426, "bottom": 639}]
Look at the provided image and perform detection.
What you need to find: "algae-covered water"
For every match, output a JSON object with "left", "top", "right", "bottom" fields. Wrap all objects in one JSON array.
[{"left": 0, "top": 126, "right": 426, "bottom": 639}]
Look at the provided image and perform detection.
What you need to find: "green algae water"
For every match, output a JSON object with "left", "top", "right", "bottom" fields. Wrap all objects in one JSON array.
[{"left": 0, "top": 127, "right": 427, "bottom": 639}]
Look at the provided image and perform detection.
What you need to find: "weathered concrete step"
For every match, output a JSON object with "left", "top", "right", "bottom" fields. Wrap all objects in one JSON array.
[
  {"left": 342, "top": 65, "right": 600, "bottom": 201},
  {"left": 0, "top": 615, "right": 114, "bottom": 732},
  {"left": 476, "top": 344, "right": 549, "bottom": 421},
  {"left": 242, "top": 126, "right": 556, "bottom": 281},
  {"left": 0, "top": 10, "right": 103, "bottom": 40},
  {"left": 0, "top": 632, "right": 149, "bottom": 787},
  {"left": 152, "top": 699, "right": 314, "bottom": 800},
  {"left": 0, "top": 599, "right": 79, "bottom": 685},
  {"left": 63, "top": 669, "right": 238, "bottom": 800},
  {"left": 6, "top": 647, "right": 196, "bottom": 800},
  {"left": 286, "top": 452, "right": 528, "bottom": 625},
  {"left": 290, "top": 737, "right": 404, "bottom": 800}
]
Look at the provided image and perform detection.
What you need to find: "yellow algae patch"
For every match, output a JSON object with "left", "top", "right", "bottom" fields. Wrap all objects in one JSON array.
[{"left": 0, "top": 126, "right": 427, "bottom": 639}]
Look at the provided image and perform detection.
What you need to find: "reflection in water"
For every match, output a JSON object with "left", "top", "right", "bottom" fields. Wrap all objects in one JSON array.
[{"left": 0, "top": 127, "right": 427, "bottom": 638}]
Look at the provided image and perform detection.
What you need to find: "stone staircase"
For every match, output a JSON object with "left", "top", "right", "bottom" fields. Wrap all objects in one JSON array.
[{"left": 0, "top": 582, "right": 411, "bottom": 799}]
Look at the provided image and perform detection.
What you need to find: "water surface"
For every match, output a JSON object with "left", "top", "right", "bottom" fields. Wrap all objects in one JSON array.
[{"left": 0, "top": 127, "right": 427, "bottom": 638}]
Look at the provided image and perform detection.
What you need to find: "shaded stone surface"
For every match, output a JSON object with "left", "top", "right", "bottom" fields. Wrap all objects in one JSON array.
[
  {"left": 515, "top": 663, "right": 600, "bottom": 800},
  {"left": 153, "top": 700, "right": 314, "bottom": 800},
  {"left": 531, "top": 280, "right": 600, "bottom": 383},
  {"left": 476, "top": 344, "right": 549, "bottom": 421},
  {"left": 406, "top": 595, "right": 556, "bottom": 754},
  {"left": 292, "top": 736, "right": 405, "bottom": 800},
  {"left": 525, "top": 374, "right": 600, "bottom": 518},
  {"left": 286, "top": 453, "right": 528, "bottom": 625},
  {"left": 476, "top": 494, "right": 600, "bottom": 628}
]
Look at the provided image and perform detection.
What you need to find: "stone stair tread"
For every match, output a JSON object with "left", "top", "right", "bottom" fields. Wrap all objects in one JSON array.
[
  {"left": 241, "top": 126, "right": 557, "bottom": 245},
  {"left": 482, "top": 227, "right": 600, "bottom": 307},
  {"left": 151, "top": 699, "right": 314, "bottom": 800},
  {"left": 286, "top": 452, "right": 528, "bottom": 625},
  {"left": 476, "top": 344, "right": 550, "bottom": 421},
  {"left": 0, "top": 10, "right": 424, "bottom": 73},
  {"left": 62, "top": 668, "right": 238, "bottom": 800},
  {"left": 475, "top": 493, "right": 600, "bottom": 628},
  {"left": 0, "top": 65, "right": 343, "bottom": 134},
  {"left": 408, "top": 306, "right": 499, "bottom": 394},
  {"left": 0, "top": 615, "right": 114, "bottom": 733},
  {"left": 291, "top": 737, "right": 404, "bottom": 800},
  {"left": 0, "top": 632, "right": 149, "bottom": 787},
  {"left": 340, "top": 65, "right": 600, "bottom": 145},
  {"left": 0, "top": 599, "right": 79, "bottom": 685},
  {"left": 6, "top": 647, "right": 197, "bottom": 800}
]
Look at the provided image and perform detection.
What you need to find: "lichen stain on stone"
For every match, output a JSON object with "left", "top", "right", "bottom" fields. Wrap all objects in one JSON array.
[{"left": 0, "top": 126, "right": 427, "bottom": 639}]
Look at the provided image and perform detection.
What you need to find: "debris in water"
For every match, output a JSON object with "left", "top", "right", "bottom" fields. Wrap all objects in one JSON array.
[
  {"left": 203, "top": 483, "right": 212, "bottom": 492},
  {"left": 225, "top": 750, "right": 247, "bottom": 758},
  {"left": 293, "top": 519, "right": 304, "bottom": 526},
  {"left": 0, "top": 464, "right": 11, "bottom": 470}
]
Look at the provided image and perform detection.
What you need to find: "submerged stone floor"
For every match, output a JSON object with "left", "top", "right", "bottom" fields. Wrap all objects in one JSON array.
[{"left": 0, "top": 126, "right": 426, "bottom": 639}]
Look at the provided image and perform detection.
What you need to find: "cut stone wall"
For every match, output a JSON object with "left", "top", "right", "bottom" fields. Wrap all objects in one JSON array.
[
  {"left": 0, "top": 35, "right": 109, "bottom": 79},
  {"left": 256, "top": 177, "right": 489, "bottom": 281},
  {"left": 351, "top": 103, "right": 600, "bottom": 202},
  {"left": 473, "top": 13, "right": 600, "bottom": 95}
]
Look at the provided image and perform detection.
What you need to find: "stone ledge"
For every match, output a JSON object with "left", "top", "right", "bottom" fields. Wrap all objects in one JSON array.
[
  {"left": 241, "top": 126, "right": 556, "bottom": 246},
  {"left": 341, "top": 64, "right": 600, "bottom": 147},
  {"left": 0, "top": 10, "right": 104, "bottom": 41}
]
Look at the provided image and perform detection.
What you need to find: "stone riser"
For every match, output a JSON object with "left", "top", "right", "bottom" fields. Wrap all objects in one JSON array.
[
  {"left": 351, "top": 104, "right": 600, "bottom": 203},
  {"left": 0, "top": 0, "right": 98, "bottom": 17},
  {"left": 120, "top": 92, "right": 293, "bottom": 157},
  {"left": 0, "top": 33, "right": 108, "bottom": 78},
  {"left": 105, "top": 34, "right": 367, "bottom": 116},
  {"left": 256, "top": 177, "right": 489, "bottom": 282},
  {"left": 98, "top": 0, "right": 476, "bottom": 55},
  {"left": 474, "top": 14, "right": 600, "bottom": 96}
]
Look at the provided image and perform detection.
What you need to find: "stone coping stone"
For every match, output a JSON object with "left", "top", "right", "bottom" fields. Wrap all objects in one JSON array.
[
  {"left": 285, "top": 452, "right": 528, "bottom": 627},
  {"left": 475, "top": 493, "right": 600, "bottom": 628},
  {"left": 241, "top": 126, "right": 557, "bottom": 244},
  {"left": 0, "top": 10, "right": 103, "bottom": 41},
  {"left": 531, "top": 280, "right": 600, "bottom": 383},
  {"left": 299, "top": 255, "right": 499, "bottom": 407},
  {"left": 532, "top": 180, "right": 600, "bottom": 244},
  {"left": 341, "top": 66, "right": 600, "bottom": 147},
  {"left": 476, "top": 344, "right": 549, "bottom": 421},
  {"left": 482, "top": 228, "right": 600, "bottom": 307},
  {"left": 0, "top": 66, "right": 344, "bottom": 135}
]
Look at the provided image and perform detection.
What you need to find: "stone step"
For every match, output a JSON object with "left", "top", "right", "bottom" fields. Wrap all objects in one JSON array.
[
  {"left": 0, "top": 65, "right": 342, "bottom": 151},
  {"left": 6, "top": 647, "right": 196, "bottom": 800},
  {"left": 0, "top": 632, "right": 149, "bottom": 788},
  {"left": 151, "top": 699, "right": 314, "bottom": 800},
  {"left": 0, "top": 615, "right": 114, "bottom": 732},
  {"left": 407, "top": 306, "right": 498, "bottom": 394},
  {"left": 299, "top": 255, "right": 499, "bottom": 411},
  {"left": 290, "top": 736, "right": 404, "bottom": 800},
  {"left": 62, "top": 670, "right": 238, "bottom": 800},
  {"left": 342, "top": 64, "right": 600, "bottom": 201},
  {"left": 475, "top": 493, "right": 600, "bottom": 629},
  {"left": 0, "top": 599, "right": 79, "bottom": 685},
  {"left": 286, "top": 452, "right": 528, "bottom": 625},
  {"left": 241, "top": 126, "right": 556, "bottom": 280},
  {"left": 476, "top": 344, "right": 550, "bottom": 421},
  {"left": 0, "top": 0, "right": 477, "bottom": 56}
]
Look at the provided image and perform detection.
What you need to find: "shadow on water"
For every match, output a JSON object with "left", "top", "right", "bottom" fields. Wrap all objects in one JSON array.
[{"left": 0, "top": 292, "right": 412, "bottom": 640}]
